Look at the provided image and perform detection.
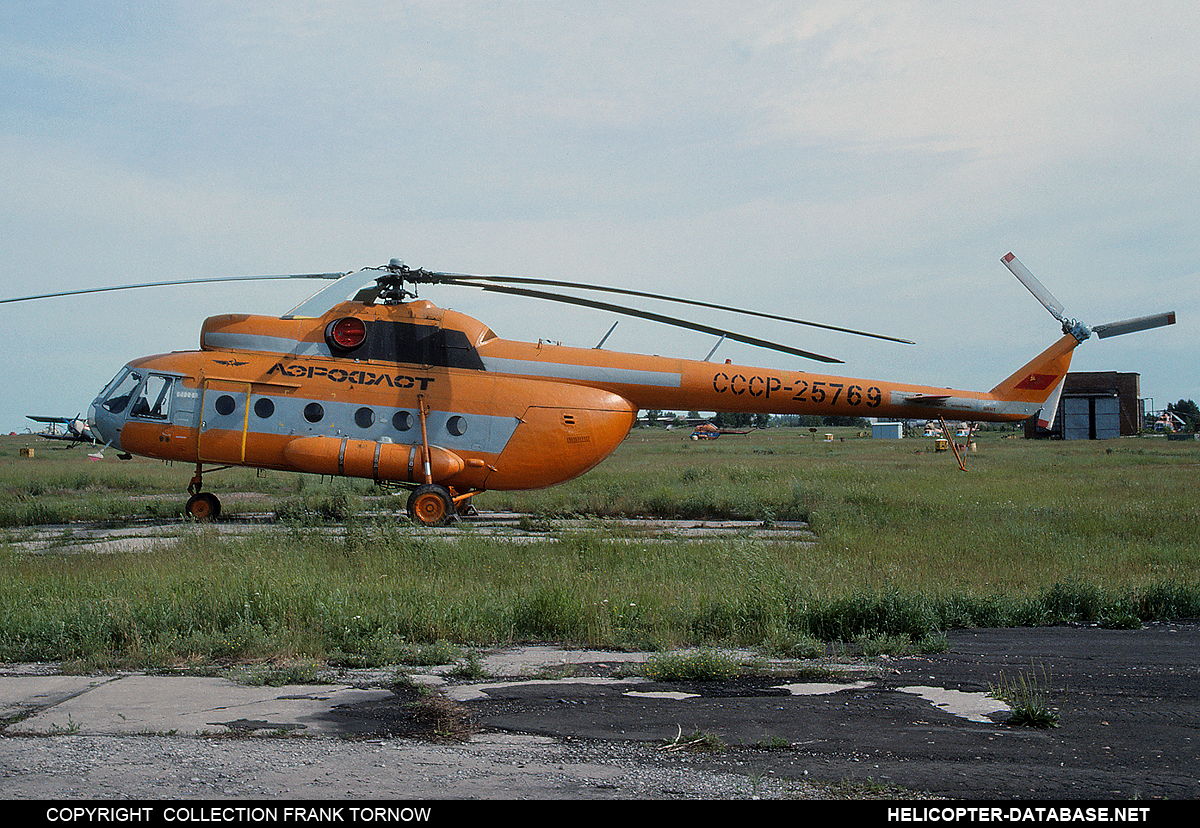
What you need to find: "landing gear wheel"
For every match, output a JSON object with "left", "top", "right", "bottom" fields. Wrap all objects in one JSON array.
[
  {"left": 407, "top": 484, "right": 453, "bottom": 526},
  {"left": 186, "top": 492, "right": 221, "bottom": 521}
]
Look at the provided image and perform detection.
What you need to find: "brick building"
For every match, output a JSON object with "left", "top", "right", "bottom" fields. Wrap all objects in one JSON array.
[{"left": 1025, "top": 372, "right": 1142, "bottom": 439}]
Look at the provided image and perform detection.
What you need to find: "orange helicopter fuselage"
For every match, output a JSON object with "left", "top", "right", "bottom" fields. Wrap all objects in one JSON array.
[{"left": 88, "top": 297, "right": 1077, "bottom": 494}]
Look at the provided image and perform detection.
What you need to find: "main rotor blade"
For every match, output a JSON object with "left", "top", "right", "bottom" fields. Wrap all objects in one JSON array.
[
  {"left": 459, "top": 281, "right": 844, "bottom": 363},
  {"left": 0, "top": 273, "right": 348, "bottom": 305},
  {"left": 1001, "top": 253, "right": 1066, "bottom": 321},
  {"left": 1092, "top": 311, "right": 1177, "bottom": 339},
  {"left": 423, "top": 271, "right": 913, "bottom": 345}
]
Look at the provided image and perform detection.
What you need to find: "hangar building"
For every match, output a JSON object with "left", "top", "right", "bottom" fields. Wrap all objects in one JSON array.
[{"left": 1026, "top": 372, "right": 1142, "bottom": 440}]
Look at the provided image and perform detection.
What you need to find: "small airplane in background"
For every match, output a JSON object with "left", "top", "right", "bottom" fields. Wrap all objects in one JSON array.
[{"left": 25, "top": 415, "right": 96, "bottom": 447}]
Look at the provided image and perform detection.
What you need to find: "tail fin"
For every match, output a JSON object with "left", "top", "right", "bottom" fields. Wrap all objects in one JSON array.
[{"left": 989, "top": 333, "right": 1081, "bottom": 428}]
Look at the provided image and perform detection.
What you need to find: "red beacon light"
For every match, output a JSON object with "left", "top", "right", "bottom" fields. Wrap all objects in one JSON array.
[{"left": 326, "top": 317, "right": 367, "bottom": 351}]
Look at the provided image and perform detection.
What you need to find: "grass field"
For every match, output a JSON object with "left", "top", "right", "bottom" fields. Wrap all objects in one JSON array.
[{"left": 1, "top": 428, "right": 1197, "bottom": 670}]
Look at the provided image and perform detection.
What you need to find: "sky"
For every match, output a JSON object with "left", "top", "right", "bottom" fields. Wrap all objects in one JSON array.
[{"left": 2, "top": 1, "right": 1196, "bottom": 434}]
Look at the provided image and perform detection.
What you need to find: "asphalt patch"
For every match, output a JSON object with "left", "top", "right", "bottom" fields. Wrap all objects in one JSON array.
[
  {"left": 327, "top": 622, "right": 1200, "bottom": 799},
  {"left": 314, "top": 684, "right": 475, "bottom": 742}
]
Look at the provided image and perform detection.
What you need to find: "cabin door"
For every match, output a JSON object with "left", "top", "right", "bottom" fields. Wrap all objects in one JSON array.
[{"left": 198, "top": 379, "right": 251, "bottom": 464}]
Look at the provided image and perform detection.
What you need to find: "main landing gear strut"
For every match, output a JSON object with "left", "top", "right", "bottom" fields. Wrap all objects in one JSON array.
[
  {"left": 185, "top": 465, "right": 222, "bottom": 521},
  {"left": 403, "top": 396, "right": 480, "bottom": 526}
]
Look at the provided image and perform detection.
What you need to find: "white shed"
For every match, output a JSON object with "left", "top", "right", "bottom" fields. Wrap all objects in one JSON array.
[{"left": 872, "top": 422, "right": 904, "bottom": 439}]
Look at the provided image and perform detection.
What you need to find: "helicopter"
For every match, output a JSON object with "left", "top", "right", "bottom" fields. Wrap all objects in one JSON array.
[
  {"left": 690, "top": 422, "right": 754, "bottom": 440},
  {"left": 2, "top": 253, "right": 1175, "bottom": 525}
]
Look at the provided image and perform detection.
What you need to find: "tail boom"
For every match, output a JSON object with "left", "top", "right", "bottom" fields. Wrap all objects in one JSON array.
[{"left": 476, "top": 332, "right": 1081, "bottom": 426}]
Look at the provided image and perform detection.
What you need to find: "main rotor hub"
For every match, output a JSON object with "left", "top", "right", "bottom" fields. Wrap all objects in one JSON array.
[{"left": 372, "top": 258, "right": 441, "bottom": 304}]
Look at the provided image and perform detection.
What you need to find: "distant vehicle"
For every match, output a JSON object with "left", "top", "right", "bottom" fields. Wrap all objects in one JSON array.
[{"left": 26, "top": 415, "right": 95, "bottom": 446}]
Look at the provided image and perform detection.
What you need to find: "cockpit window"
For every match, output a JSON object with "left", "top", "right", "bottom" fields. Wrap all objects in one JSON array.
[
  {"left": 101, "top": 371, "right": 143, "bottom": 415},
  {"left": 130, "top": 375, "right": 173, "bottom": 420},
  {"left": 100, "top": 370, "right": 174, "bottom": 419}
]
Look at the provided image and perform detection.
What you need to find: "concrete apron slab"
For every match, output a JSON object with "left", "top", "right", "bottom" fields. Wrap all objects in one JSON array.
[
  {"left": 0, "top": 675, "right": 112, "bottom": 722},
  {"left": 478, "top": 645, "right": 656, "bottom": 676},
  {"left": 4, "top": 675, "right": 392, "bottom": 736},
  {"left": 897, "top": 685, "right": 1011, "bottom": 724}
]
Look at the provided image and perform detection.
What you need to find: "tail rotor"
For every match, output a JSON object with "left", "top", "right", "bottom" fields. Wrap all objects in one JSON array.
[
  {"left": 998, "top": 252, "right": 1176, "bottom": 431},
  {"left": 1001, "top": 252, "right": 1176, "bottom": 343}
]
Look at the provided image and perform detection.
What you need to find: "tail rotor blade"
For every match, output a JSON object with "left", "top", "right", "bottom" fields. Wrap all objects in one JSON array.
[
  {"left": 1092, "top": 312, "right": 1176, "bottom": 339},
  {"left": 1001, "top": 253, "right": 1066, "bottom": 321}
]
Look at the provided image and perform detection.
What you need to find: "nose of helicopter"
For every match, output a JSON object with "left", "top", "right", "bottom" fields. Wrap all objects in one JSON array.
[
  {"left": 87, "top": 402, "right": 109, "bottom": 446},
  {"left": 87, "top": 398, "right": 122, "bottom": 450}
]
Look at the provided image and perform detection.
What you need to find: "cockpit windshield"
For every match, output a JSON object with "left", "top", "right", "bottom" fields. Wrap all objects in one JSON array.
[
  {"left": 282, "top": 270, "right": 380, "bottom": 319},
  {"left": 96, "top": 368, "right": 175, "bottom": 420},
  {"left": 89, "top": 366, "right": 179, "bottom": 449},
  {"left": 100, "top": 369, "right": 142, "bottom": 415}
]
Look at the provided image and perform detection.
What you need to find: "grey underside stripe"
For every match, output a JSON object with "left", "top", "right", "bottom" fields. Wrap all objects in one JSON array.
[{"left": 888, "top": 391, "right": 1039, "bottom": 417}]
